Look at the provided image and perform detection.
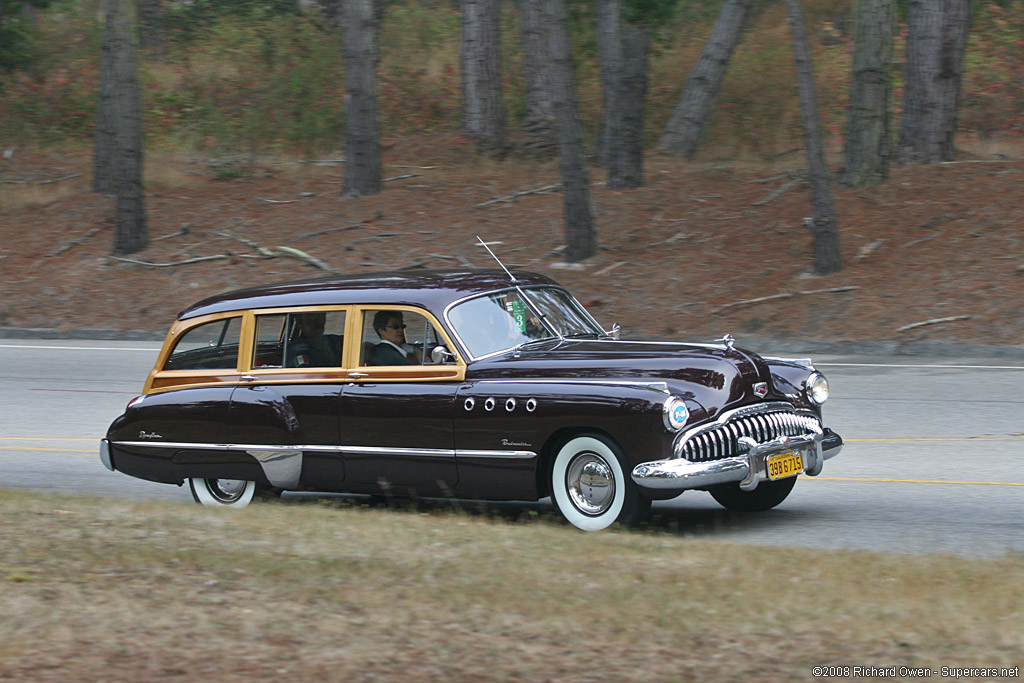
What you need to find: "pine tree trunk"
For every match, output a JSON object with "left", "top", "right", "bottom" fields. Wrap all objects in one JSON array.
[
  {"left": 607, "top": 22, "right": 648, "bottom": 189},
  {"left": 341, "top": 0, "right": 382, "bottom": 198},
  {"left": 138, "top": 0, "right": 165, "bottom": 60},
  {"left": 461, "top": 0, "right": 506, "bottom": 157},
  {"left": 592, "top": 0, "right": 620, "bottom": 167},
  {"left": 519, "top": 0, "right": 557, "bottom": 160},
  {"left": 545, "top": 0, "right": 596, "bottom": 262},
  {"left": 838, "top": 0, "right": 893, "bottom": 187},
  {"left": 658, "top": 0, "right": 751, "bottom": 159},
  {"left": 785, "top": 0, "right": 841, "bottom": 275},
  {"left": 896, "top": 0, "right": 970, "bottom": 164},
  {"left": 96, "top": 0, "right": 147, "bottom": 255}
]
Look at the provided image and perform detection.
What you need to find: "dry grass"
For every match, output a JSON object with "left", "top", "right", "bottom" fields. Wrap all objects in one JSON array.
[{"left": 1, "top": 490, "right": 1021, "bottom": 681}]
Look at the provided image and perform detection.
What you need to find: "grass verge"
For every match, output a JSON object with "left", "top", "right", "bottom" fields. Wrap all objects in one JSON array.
[{"left": 1, "top": 490, "right": 1021, "bottom": 681}]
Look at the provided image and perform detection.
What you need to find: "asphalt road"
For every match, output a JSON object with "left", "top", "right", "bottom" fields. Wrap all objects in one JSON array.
[{"left": 2, "top": 339, "right": 1021, "bottom": 558}]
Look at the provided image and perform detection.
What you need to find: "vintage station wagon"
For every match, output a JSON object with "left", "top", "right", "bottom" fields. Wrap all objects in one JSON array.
[{"left": 100, "top": 269, "right": 843, "bottom": 531}]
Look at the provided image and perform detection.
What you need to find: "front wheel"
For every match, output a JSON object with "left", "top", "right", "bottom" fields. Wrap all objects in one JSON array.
[
  {"left": 708, "top": 476, "right": 797, "bottom": 512},
  {"left": 549, "top": 434, "right": 650, "bottom": 531},
  {"left": 188, "top": 478, "right": 256, "bottom": 508}
]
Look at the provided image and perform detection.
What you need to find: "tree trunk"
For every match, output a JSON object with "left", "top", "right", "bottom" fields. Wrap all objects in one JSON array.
[
  {"left": 592, "top": 0, "right": 621, "bottom": 167},
  {"left": 138, "top": 0, "right": 165, "bottom": 60},
  {"left": 545, "top": 0, "right": 596, "bottom": 262},
  {"left": 94, "top": 0, "right": 148, "bottom": 255},
  {"left": 519, "top": 0, "right": 557, "bottom": 160},
  {"left": 896, "top": 0, "right": 970, "bottom": 164},
  {"left": 341, "top": 0, "right": 381, "bottom": 198},
  {"left": 607, "top": 22, "right": 648, "bottom": 189},
  {"left": 658, "top": 0, "right": 751, "bottom": 159},
  {"left": 785, "top": 0, "right": 841, "bottom": 275},
  {"left": 461, "top": 0, "right": 506, "bottom": 157},
  {"left": 838, "top": 0, "right": 893, "bottom": 187}
]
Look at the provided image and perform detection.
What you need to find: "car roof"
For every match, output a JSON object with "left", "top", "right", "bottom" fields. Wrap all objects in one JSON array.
[{"left": 178, "top": 269, "right": 561, "bottom": 320}]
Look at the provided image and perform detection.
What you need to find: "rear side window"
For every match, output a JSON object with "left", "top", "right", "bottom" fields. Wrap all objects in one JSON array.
[
  {"left": 164, "top": 317, "right": 242, "bottom": 370},
  {"left": 253, "top": 310, "right": 346, "bottom": 369}
]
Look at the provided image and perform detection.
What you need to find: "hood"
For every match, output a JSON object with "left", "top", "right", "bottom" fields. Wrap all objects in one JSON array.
[{"left": 467, "top": 339, "right": 774, "bottom": 418}]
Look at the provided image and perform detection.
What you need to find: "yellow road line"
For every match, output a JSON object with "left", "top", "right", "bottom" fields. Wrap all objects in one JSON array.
[
  {"left": 0, "top": 437, "right": 97, "bottom": 441},
  {"left": 810, "top": 476, "right": 1024, "bottom": 487},
  {"left": 0, "top": 446, "right": 95, "bottom": 453},
  {"left": 848, "top": 437, "right": 1024, "bottom": 442}
]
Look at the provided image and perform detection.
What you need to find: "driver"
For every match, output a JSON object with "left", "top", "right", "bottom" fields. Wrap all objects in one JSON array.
[{"left": 369, "top": 310, "right": 421, "bottom": 366}]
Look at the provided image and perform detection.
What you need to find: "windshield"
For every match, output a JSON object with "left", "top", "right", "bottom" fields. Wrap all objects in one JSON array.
[{"left": 447, "top": 286, "right": 604, "bottom": 359}]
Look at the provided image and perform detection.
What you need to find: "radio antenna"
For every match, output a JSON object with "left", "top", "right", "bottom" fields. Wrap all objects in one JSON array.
[
  {"left": 475, "top": 235, "right": 563, "bottom": 342},
  {"left": 476, "top": 236, "right": 517, "bottom": 282}
]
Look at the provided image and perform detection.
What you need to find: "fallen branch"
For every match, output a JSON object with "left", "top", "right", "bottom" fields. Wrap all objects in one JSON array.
[
  {"left": 46, "top": 227, "right": 100, "bottom": 257},
  {"left": 388, "top": 165, "right": 437, "bottom": 170},
  {"left": 712, "top": 292, "right": 793, "bottom": 313},
  {"left": 900, "top": 231, "right": 942, "bottom": 250},
  {"left": 153, "top": 226, "right": 190, "bottom": 242},
  {"left": 799, "top": 285, "right": 860, "bottom": 296},
  {"left": 476, "top": 184, "right": 561, "bottom": 208},
  {"left": 896, "top": 315, "right": 970, "bottom": 333},
  {"left": 214, "top": 231, "right": 275, "bottom": 257},
  {"left": 37, "top": 173, "right": 84, "bottom": 185},
  {"left": 299, "top": 223, "right": 366, "bottom": 239},
  {"left": 753, "top": 179, "right": 802, "bottom": 206},
  {"left": 712, "top": 286, "right": 858, "bottom": 314},
  {"left": 594, "top": 261, "right": 627, "bottom": 277},
  {"left": 107, "top": 254, "right": 229, "bottom": 268},
  {"left": 854, "top": 239, "right": 885, "bottom": 262},
  {"left": 276, "top": 246, "right": 337, "bottom": 272},
  {"left": 256, "top": 197, "right": 298, "bottom": 204},
  {"left": 382, "top": 173, "right": 422, "bottom": 183}
]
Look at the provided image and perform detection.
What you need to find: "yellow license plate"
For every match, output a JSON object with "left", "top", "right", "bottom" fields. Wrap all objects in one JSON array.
[{"left": 766, "top": 451, "right": 803, "bottom": 481}]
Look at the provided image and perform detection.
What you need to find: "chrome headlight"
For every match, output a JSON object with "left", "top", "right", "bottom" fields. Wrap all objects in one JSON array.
[
  {"left": 663, "top": 396, "right": 689, "bottom": 431},
  {"left": 806, "top": 372, "right": 829, "bottom": 405}
]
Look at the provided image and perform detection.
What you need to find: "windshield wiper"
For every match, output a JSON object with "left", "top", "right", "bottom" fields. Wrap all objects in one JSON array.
[{"left": 563, "top": 331, "right": 602, "bottom": 339}]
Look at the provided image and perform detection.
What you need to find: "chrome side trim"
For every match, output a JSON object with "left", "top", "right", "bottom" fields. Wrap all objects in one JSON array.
[
  {"left": 455, "top": 450, "right": 536, "bottom": 459},
  {"left": 108, "top": 441, "right": 537, "bottom": 470},
  {"left": 474, "top": 379, "right": 670, "bottom": 394}
]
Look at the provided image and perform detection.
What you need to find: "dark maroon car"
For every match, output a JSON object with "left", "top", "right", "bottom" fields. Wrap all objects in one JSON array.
[{"left": 100, "top": 270, "right": 842, "bottom": 531}]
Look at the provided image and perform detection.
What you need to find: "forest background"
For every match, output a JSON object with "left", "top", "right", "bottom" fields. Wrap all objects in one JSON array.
[{"left": 1, "top": 0, "right": 1023, "bottom": 348}]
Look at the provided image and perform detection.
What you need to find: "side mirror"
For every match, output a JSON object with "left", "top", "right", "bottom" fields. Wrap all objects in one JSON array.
[
  {"left": 431, "top": 346, "right": 456, "bottom": 364},
  {"left": 607, "top": 323, "right": 620, "bottom": 340}
]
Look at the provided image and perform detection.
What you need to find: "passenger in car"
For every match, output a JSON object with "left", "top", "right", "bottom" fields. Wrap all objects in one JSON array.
[
  {"left": 287, "top": 312, "right": 342, "bottom": 367},
  {"left": 368, "top": 310, "right": 420, "bottom": 366}
]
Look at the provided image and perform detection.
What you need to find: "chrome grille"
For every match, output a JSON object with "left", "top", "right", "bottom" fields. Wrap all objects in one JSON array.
[{"left": 676, "top": 405, "right": 821, "bottom": 462}]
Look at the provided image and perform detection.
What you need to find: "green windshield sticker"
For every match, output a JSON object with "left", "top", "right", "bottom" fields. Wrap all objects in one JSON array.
[{"left": 511, "top": 300, "right": 527, "bottom": 332}]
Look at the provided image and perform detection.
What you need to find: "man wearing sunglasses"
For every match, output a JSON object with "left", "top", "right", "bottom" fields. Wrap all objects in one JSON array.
[{"left": 369, "top": 310, "right": 420, "bottom": 366}]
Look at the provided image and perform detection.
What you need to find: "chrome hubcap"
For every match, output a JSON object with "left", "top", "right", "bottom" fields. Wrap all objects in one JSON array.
[
  {"left": 208, "top": 478, "right": 245, "bottom": 503},
  {"left": 566, "top": 452, "right": 615, "bottom": 515}
]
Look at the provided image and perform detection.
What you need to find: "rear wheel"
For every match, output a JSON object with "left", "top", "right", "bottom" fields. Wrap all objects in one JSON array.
[
  {"left": 188, "top": 478, "right": 256, "bottom": 508},
  {"left": 709, "top": 476, "right": 797, "bottom": 512},
  {"left": 549, "top": 434, "right": 650, "bottom": 531}
]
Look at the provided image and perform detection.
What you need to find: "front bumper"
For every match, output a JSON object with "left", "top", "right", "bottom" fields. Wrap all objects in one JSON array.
[{"left": 632, "top": 428, "right": 843, "bottom": 492}]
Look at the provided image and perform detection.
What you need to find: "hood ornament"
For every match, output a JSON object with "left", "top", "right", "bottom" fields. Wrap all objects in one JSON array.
[
  {"left": 715, "top": 333, "right": 735, "bottom": 350},
  {"left": 753, "top": 382, "right": 768, "bottom": 398}
]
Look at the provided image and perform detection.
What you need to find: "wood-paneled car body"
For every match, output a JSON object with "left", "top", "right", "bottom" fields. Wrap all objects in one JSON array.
[{"left": 100, "top": 270, "right": 843, "bottom": 530}]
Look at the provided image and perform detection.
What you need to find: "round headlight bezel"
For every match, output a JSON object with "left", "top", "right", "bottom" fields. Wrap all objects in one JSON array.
[
  {"left": 663, "top": 396, "right": 689, "bottom": 431},
  {"left": 806, "top": 372, "right": 829, "bottom": 405}
]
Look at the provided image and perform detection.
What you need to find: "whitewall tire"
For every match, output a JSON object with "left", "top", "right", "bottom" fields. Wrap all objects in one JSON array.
[
  {"left": 188, "top": 478, "right": 256, "bottom": 508},
  {"left": 549, "top": 435, "right": 649, "bottom": 531}
]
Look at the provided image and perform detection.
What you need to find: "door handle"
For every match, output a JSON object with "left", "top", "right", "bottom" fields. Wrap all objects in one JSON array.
[
  {"left": 241, "top": 375, "right": 256, "bottom": 382},
  {"left": 347, "top": 372, "right": 369, "bottom": 379}
]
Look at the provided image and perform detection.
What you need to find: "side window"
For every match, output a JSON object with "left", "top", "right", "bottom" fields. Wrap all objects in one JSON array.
[
  {"left": 164, "top": 317, "right": 242, "bottom": 370},
  {"left": 270, "top": 310, "right": 346, "bottom": 369},
  {"left": 360, "top": 309, "right": 451, "bottom": 366}
]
